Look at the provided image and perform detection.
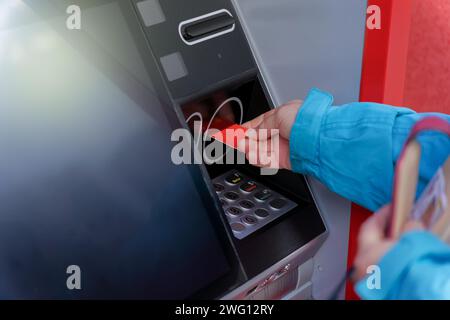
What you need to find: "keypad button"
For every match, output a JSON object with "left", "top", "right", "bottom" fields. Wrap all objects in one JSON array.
[
  {"left": 214, "top": 183, "right": 225, "bottom": 193},
  {"left": 239, "top": 200, "right": 255, "bottom": 210},
  {"left": 254, "top": 189, "right": 272, "bottom": 202},
  {"left": 225, "top": 172, "right": 243, "bottom": 185},
  {"left": 255, "top": 209, "right": 270, "bottom": 218},
  {"left": 242, "top": 215, "right": 258, "bottom": 225},
  {"left": 270, "top": 198, "right": 288, "bottom": 210},
  {"left": 227, "top": 207, "right": 243, "bottom": 217},
  {"left": 224, "top": 191, "right": 239, "bottom": 201},
  {"left": 231, "top": 223, "right": 246, "bottom": 232},
  {"left": 240, "top": 181, "right": 257, "bottom": 193}
]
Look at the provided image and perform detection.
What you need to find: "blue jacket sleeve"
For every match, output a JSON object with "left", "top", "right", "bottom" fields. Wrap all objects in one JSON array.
[
  {"left": 289, "top": 88, "right": 450, "bottom": 212},
  {"left": 289, "top": 88, "right": 450, "bottom": 300},
  {"left": 355, "top": 231, "right": 450, "bottom": 300}
]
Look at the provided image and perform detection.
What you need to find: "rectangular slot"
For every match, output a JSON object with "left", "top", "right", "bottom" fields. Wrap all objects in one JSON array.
[
  {"left": 179, "top": 9, "right": 235, "bottom": 45},
  {"left": 183, "top": 12, "right": 235, "bottom": 40}
]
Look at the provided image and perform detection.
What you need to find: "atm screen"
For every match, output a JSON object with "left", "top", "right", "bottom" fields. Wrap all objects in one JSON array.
[{"left": 0, "top": 0, "right": 239, "bottom": 299}]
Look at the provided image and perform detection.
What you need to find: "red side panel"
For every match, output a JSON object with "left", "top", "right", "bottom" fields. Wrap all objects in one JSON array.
[
  {"left": 358, "top": 0, "right": 394, "bottom": 104},
  {"left": 347, "top": 0, "right": 449, "bottom": 299},
  {"left": 346, "top": 0, "right": 413, "bottom": 300},
  {"left": 403, "top": 0, "right": 450, "bottom": 113}
]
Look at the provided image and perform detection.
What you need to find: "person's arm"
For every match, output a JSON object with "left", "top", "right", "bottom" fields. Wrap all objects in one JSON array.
[
  {"left": 289, "top": 88, "right": 450, "bottom": 211},
  {"left": 356, "top": 231, "right": 450, "bottom": 300}
]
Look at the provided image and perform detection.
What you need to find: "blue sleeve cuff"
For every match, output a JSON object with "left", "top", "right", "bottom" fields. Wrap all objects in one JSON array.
[
  {"left": 356, "top": 231, "right": 450, "bottom": 300},
  {"left": 289, "top": 88, "right": 334, "bottom": 175}
]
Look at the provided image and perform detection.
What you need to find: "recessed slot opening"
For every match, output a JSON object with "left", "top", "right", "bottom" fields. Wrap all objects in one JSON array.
[
  {"left": 179, "top": 9, "right": 235, "bottom": 45},
  {"left": 182, "top": 12, "right": 235, "bottom": 41},
  {"left": 179, "top": 78, "right": 313, "bottom": 207}
]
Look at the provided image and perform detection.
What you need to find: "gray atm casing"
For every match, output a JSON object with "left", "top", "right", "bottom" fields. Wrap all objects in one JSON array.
[{"left": 129, "top": 0, "right": 328, "bottom": 299}]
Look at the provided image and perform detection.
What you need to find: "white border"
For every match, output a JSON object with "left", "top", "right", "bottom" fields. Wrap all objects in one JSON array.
[{"left": 178, "top": 9, "right": 235, "bottom": 46}]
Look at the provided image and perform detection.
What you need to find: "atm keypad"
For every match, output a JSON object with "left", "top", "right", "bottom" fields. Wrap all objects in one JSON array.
[
  {"left": 239, "top": 200, "right": 255, "bottom": 210},
  {"left": 227, "top": 207, "right": 243, "bottom": 217},
  {"left": 254, "top": 189, "right": 272, "bottom": 202},
  {"left": 242, "top": 215, "right": 258, "bottom": 225},
  {"left": 214, "top": 183, "right": 225, "bottom": 193},
  {"left": 255, "top": 208, "right": 270, "bottom": 218},
  {"left": 225, "top": 172, "right": 243, "bottom": 185},
  {"left": 213, "top": 170, "right": 297, "bottom": 240},
  {"left": 224, "top": 191, "right": 239, "bottom": 201},
  {"left": 231, "top": 223, "right": 246, "bottom": 232},
  {"left": 270, "top": 198, "right": 288, "bottom": 210},
  {"left": 240, "top": 181, "right": 257, "bottom": 193}
]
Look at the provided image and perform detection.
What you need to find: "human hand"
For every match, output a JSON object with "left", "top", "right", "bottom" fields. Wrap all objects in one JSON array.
[
  {"left": 237, "top": 100, "right": 303, "bottom": 170},
  {"left": 354, "top": 204, "right": 425, "bottom": 281}
]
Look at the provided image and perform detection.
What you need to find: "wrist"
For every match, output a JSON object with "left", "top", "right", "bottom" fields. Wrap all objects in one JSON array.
[{"left": 289, "top": 88, "right": 333, "bottom": 175}]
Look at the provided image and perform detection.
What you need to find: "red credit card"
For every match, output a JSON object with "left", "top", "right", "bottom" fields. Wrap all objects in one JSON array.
[
  {"left": 206, "top": 118, "right": 235, "bottom": 132},
  {"left": 211, "top": 124, "right": 248, "bottom": 149}
]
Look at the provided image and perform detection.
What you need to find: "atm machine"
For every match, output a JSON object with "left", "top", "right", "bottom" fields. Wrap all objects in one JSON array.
[
  {"left": 132, "top": 0, "right": 329, "bottom": 299},
  {"left": 0, "top": 0, "right": 330, "bottom": 299}
]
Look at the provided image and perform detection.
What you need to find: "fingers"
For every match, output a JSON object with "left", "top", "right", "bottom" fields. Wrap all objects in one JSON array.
[
  {"left": 242, "top": 109, "right": 277, "bottom": 129},
  {"left": 242, "top": 110, "right": 279, "bottom": 142},
  {"left": 248, "top": 139, "right": 273, "bottom": 168},
  {"left": 373, "top": 205, "right": 392, "bottom": 231},
  {"left": 238, "top": 101, "right": 301, "bottom": 169},
  {"left": 364, "top": 205, "right": 391, "bottom": 236},
  {"left": 354, "top": 203, "right": 427, "bottom": 282},
  {"left": 402, "top": 219, "right": 425, "bottom": 233},
  {"left": 243, "top": 100, "right": 302, "bottom": 141},
  {"left": 353, "top": 241, "right": 395, "bottom": 282},
  {"left": 354, "top": 205, "right": 396, "bottom": 281},
  {"left": 238, "top": 136, "right": 276, "bottom": 167},
  {"left": 359, "top": 205, "right": 392, "bottom": 248},
  {"left": 237, "top": 137, "right": 290, "bottom": 170}
]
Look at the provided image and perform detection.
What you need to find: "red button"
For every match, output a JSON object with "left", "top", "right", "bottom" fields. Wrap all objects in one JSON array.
[{"left": 240, "top": 181, "right": 257, "bottom": 193}]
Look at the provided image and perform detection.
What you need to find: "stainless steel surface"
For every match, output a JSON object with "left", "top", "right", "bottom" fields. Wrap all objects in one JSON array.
[
  {"left": 220, "top": 232, "right": 327, "bottom": 300},
  {"left": 233, "top": 0, "right": 367, "bottom": 299}
]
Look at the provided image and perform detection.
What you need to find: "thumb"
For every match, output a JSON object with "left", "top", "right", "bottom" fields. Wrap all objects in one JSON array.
[
  {"left": 243, "top": 109, "right": 277, "bottom": 129},
  {"left": 402, "top": 219, "right": 425, "bottom": 233},
  {"left": 243, "top": 111, "right": 279, "bottom": 142}
]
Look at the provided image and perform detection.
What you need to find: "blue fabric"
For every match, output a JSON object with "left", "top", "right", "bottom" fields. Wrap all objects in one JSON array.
[
  {"left": 290, "top": 88, "right": 450, "bottom": 212},
  {"left": 355, "top": 231, "right": 450, "bottom": 300},
  {"left": 289, "top": 88, "right": 450, "bottom": 300}
]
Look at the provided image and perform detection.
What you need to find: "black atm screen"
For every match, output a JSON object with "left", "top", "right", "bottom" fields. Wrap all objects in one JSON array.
[{"left": 0, "top": 0, "right": 240, "bottom": 299}]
